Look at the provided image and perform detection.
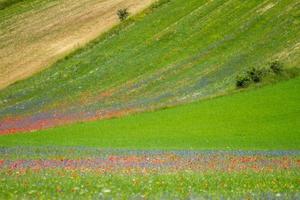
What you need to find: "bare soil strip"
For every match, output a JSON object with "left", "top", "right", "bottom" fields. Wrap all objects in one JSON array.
[{"left": 0, "top": 0, "right": 155, "bottom": 89}]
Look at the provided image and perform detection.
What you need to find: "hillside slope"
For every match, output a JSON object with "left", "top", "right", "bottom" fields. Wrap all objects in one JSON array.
[
  {"left": 0, "top": 0, "right": 299, "bottom": 134},
  {"left": 0, "top": 0, "right": 154, "bottom": 89},
  {"left": 1, "top": 77, "right": 299, "bottom": 149}
]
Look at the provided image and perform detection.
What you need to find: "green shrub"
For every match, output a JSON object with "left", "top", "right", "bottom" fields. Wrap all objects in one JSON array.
[
  {"left": 246, "top": 67, "right": 264, "bottom": 83},
  {"left": 117, "top": 8, "right": 129, "bottom": 21},
  {"left": 235, "top": 61, "right": 288, "bottom": 89},
  {"left": 236, "top": 75, "right": 250, "bottom": 88},
  {"left": 236, "top": 67, "right": 267, "bottom": 88},
  {"left": 269, "top": 61, "right": 283, "bottom": 74}
]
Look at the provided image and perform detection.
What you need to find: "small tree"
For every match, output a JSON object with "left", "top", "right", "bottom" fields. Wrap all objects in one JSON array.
[
  {"left": 117, "top": 8, "right": 129, "bottom": 21},
  {"left": 269, "top": 60, "right": 283, "bottom": 74},
  {"left": 246, "top": 67, "right": 264, "bottom": 83},
  {"left": 236, "top": 75, "right": 250, "bottom": 88}
]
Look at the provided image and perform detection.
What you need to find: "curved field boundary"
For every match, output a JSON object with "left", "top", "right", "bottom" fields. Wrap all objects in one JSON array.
[
  {"left": 0, "top": 77, "right": 299, "bottom": 150},
  {"left": 0, "top": 0, "right": 155, "bottom": 89}
]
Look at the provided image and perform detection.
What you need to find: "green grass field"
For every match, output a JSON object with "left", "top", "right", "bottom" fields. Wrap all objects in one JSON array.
[{"left": 1, "top": 76, "right": 299, "bottom": 149}]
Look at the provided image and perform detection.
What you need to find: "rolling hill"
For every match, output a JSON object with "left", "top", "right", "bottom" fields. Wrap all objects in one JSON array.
[
  {"left": 0, "top": 0, "right": 299, "bottom": 134},
  {"left": 0, "top": 76, "right": 299, "bottom": 149},
  {"left": 0, "top": 1, "right": 299, "bottom": 198}
]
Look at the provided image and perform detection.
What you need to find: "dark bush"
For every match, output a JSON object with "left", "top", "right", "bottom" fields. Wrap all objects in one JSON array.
[
  {"left": 117, "top": 8, "right": 129, "bottom": 21},
  {"left": 235, "top": 61, "right": 287, "bottom": 89},
  {"left": 246, "top": 67, "right": 264, "bottom": 83},
  {"left": 236, "top": 75, "right": 250, "bottom": 88},
  {"left": 269, "top": 60, "right": 283, "bottom": 74}
]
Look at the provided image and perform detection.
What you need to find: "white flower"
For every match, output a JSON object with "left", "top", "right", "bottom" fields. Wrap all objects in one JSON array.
[{"left": 102, "top": 188, "right": 111, "bottom": 193}]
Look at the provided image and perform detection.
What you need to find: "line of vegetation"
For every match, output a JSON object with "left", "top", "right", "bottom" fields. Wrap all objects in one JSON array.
[{"left": 236, "top": 61, "right": 299, "bottom": 88}]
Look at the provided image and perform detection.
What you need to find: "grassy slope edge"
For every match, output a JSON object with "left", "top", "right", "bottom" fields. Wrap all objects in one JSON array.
[{"left": 0, "top": 76, "right": 299, "bottom": 150}]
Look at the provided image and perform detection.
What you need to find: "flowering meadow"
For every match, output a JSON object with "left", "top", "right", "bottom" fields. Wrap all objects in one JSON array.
[
  {"left": 0, "top": 147, "right": 299, "bottom": 199},
  {"left": 0, "top": 0, "right": 299, "bottom": 199}
]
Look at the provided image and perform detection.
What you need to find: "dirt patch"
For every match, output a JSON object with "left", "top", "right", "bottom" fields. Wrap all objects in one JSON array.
[{"left": 0, "top": 0, "right": 155, "bottom": 89}]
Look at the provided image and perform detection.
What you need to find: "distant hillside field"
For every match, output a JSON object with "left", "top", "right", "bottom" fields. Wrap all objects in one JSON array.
[
  {"left": 0, "top": 0, "right": 299, "bottom": 133},
  {"left": 1, "top": 77, "right": 299, "bottom": 149},
  {"left": 0, "top": 0, "right": 154, "bottom": 89}
]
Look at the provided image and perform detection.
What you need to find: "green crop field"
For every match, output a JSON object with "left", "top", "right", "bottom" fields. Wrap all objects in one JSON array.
[
  {"left": 0, "top": 0, "right": 299, "bottom": 199},
  {"left": 1, "top": 76, "right": 300, "bottom": 149}
]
